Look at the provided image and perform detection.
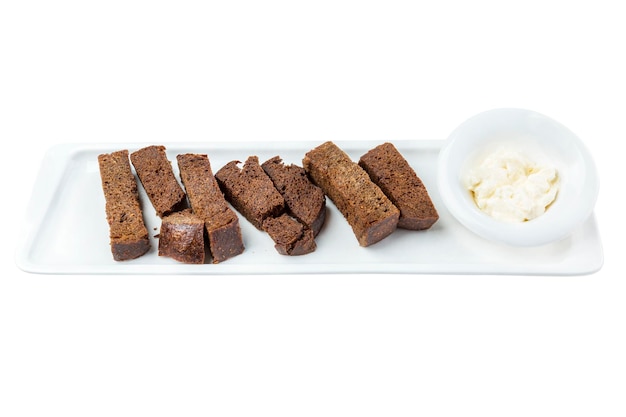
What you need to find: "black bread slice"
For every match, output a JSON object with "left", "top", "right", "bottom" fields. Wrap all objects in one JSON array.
[
  {"left": 359, "top": 142, "right": 438, "bottom": 230},
  {"left": 302, "top": 141, "right": 399, "bottom": 247},
  {"left": 261, "top": 156, "right": 326, "bottom": 236},
  {"left": 98, "top": 150, "right": 151, "bottom": 261},
  {"left": 177, "top": 153, "right": 244, "bottom": 263}
]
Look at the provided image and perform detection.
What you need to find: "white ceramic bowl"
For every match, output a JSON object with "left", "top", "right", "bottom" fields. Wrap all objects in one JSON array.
[{"left": 437, "top": 108, "right": 599, "bottom": 247}]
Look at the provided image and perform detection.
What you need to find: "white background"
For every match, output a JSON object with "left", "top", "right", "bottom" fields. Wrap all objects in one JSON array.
[{"left": 1, "top": 1, "right": 624, "bottom": 416}]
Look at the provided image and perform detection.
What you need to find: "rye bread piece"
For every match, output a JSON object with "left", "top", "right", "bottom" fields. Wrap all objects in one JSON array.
[
  {"left": 262, "top": 214, "right": 316, "bottom": 256},
  {"left": 98, "top": 150, "right": 151, "bottom": 261},
  {"left": 302, "top": 141, "right": 400, "bottom": 247},
  {"left": 158, "top": 209, "right": 205, "bottom": 264},
  {"left": 215, "top": 156, "right": 285, "bottom": 230},
  {"left": 130, "top": 145, "right": 186, "bottom": 218},
  {"left": 177, "top": 153, "right": 244, "bottom": 263},
  {"left": 261, "top": 156, "right": 326, "bottom": 236},
  {"left": 359, "top": 142, "right": 439, "bottom": 230}
]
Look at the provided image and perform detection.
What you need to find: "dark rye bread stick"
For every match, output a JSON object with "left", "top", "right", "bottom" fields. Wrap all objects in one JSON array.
[
  {"left": 98, "top": 150, "right": 151, "bottom": 261},
  {"left": 215, "top": 156, "right": 285, "bottom": 230},
  {"left": 302, "top": 141, "right": 400, "bottom": 247},
  {"left": 359, "top": 142, "right": 439, "bottom": 230},
  {"left": 216, "top": 156, "right": 316, "bottom": 256},
  {"left": 130, "top": 145, "right": 186, "bottom": 218},
  {"left": 262, "top": 213, "right": 316, "bottom": 256},
  {"left": 158, "top": 209, "right": 205, "bottom": 264},
  {"left": 261, "top": 156, "right": 326, "bottom": 236},
  {"left": 177, "top": 153, "right": 244, "bottom": 263}
]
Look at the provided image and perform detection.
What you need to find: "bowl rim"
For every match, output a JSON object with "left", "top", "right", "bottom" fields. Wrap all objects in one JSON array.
[{"left": 437, "top": 107, "right": 599, "bottom": 247}]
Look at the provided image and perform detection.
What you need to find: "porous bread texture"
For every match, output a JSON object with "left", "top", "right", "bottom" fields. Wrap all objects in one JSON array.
[
  {"left": 216, "top": 156, "right": 317, "bottom": 256},
  {"left": 262, "top": 213, "right": 316, "bottom": 256},
  {"left": 98, "top": 150, "right": 151, "bottom": 261},
  {"left": 261, "top": 156, "right": 326, "bottom": 236},
  {"left": 215, "top": 156, "right": 285, "bottom": 230},
  {"left": 302, "top": 141, "right": 400, "bottom": 247},
  {"left": 177, "top": 153, "right": 244, "bottom": 263},
  {"left": 130, "top": 145, "right": 187, "bottom": 218},
  {"left": 158, "top": 209, "right": 205, "bottom": 264},
  {"left": 359, "top": 142, "right": 439, "bottom": 230}
]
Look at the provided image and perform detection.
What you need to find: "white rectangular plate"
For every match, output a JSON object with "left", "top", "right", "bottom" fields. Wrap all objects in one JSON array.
[{"left": 16, "top": 141, "right": 603, "bottom": 275}]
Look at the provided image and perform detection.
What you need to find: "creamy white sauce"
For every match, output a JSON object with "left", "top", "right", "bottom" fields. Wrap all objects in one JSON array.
[{"left": 465, "top": 149, "right": 559, "bottom": 222}]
